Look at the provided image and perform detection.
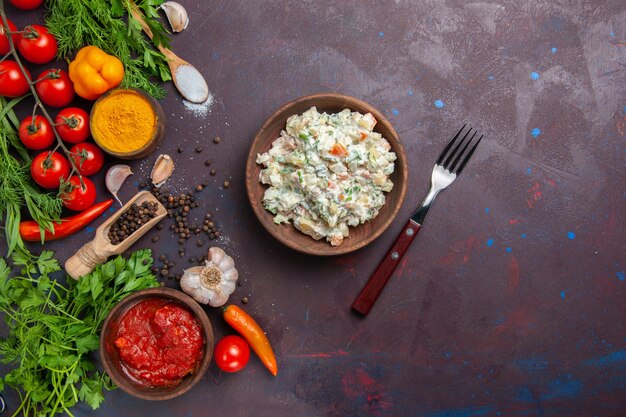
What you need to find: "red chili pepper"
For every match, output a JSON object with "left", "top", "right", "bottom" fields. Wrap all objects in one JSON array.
[
  {"left": 223, "top": 304, "right": 278, "bottom": 376},
  {"left": 19, "top": 199, "right": 113, "bottom": 242}
]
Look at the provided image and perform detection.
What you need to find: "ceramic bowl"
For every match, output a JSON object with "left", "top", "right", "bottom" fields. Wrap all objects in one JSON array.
[
  {"left": 245, "top": 93, "right": 409, "bottom": 256},
  {"left": 90, "top": 88, "right": 165, "bottom": 160},
  {"left": 100, "top": 287, "right": 214, "bottom": 401}
]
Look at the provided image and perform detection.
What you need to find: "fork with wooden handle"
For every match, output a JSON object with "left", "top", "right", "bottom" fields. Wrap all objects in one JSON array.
[{"left": 352, "top": 125, "right": 483, "bottom": 315}]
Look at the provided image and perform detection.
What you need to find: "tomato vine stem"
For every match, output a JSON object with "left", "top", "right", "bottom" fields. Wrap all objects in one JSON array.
[{"left": 0, "top": 5, "right": 83, "bottom": 188}]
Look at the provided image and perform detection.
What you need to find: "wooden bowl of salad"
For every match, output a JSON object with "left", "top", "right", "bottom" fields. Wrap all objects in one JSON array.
[{"left": 246, "top": 93, "right": 408, "bottom": 256}]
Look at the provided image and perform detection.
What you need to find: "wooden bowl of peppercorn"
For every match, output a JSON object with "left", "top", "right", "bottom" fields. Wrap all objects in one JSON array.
[
  {"left": 65, "top": 191, "right": 167, "bottom": 280},
  {"left": 100, "top": 287, "right": 214, "bottom": 400}
]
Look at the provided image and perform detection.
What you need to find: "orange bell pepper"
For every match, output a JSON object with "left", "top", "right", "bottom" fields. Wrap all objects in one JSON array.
[{"left": 68, "top": 46, "right": 124, "bottom": 100}]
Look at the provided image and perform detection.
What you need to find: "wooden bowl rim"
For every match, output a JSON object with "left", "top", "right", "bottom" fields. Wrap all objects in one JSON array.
[
  {"left": 99, "top": 287, "right": 214, "bottom": 401},
  {"left": 90, "top": 88, "right": 165, "bottom": 159},
  {"left": 245, "top": 92, "right": 408, "bottom": 256}
]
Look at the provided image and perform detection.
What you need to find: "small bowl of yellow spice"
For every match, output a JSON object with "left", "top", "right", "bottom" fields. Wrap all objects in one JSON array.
[{"left": 90, "top": 88, "right": 166, "bottom": 159}]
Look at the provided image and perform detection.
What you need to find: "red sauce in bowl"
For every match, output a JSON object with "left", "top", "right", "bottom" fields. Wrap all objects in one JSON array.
[{"left": 114, "top": 298, "right": 204, "bottom": 387}]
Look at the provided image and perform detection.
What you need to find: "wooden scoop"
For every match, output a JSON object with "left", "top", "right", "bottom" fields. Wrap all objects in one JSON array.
[
  {"left": 130, "top": 4, "right": 209, "bottom": 104},
  {"left": 65, "top": 191, "right": 166, "bottom": 280}
]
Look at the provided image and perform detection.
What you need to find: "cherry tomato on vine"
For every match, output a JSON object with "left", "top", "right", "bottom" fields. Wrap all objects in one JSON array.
[
  {"left": 61, "top": 176, "right": 96, "bottom": 211},
  {"left": 8, "top": 0, "right": 44, "bottom": 10},
  {"left": 35, "top": 69, "right": 74, "bottom": 107},
  {"left": 70, "top": 143, "right": 104, "bottom": 176},
  {"left": 0, "top": 60, "right": 30, "bottom": 97},
  {"left": 54, "top": 107, "right": 90, "bottom": 143},
  {"left": 18, "top": 115, "right": 54, "bottom": 150},
  {"left": 0, "top": 18, "right": 18, "bottom": 55},
  {"left": 214, "top": 335, "right": 251, "bottom": 373},
  {"left": 30, "top": 151, "right": 70, "bottom": 189},
  {"left": 16, "top": 25, "right": 57, "bottom": 64}
]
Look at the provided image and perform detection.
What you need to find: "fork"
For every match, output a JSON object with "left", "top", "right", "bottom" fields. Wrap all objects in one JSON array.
[{"left": 352, "top": 124, "right": 483, "bottom": 316}]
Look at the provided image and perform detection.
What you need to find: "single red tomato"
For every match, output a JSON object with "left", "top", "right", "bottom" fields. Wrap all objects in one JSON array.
[
  {"left": 214, "top": 335, "right": 250, "bottom": 373},
  {"left": 70, "top": 143, "right": 104, "bottom": 176},
  {"left": 30, "top": 151, "right": 70, "bottom": 189},
  {"left": 55, "top": 107, "right": 90, "bottom": 143},
  {"left": 61, "top": 175, "right": 96, "bottom": 211},
  {"left": 35, "top": 69, "right": 74, "bottom": 107},
  {"left": 8, "top": 0, "right": 44, "bottom": 10},
  {"left": 16, "top": 25, "right": 57, "bottom": 64},
  {"left": 0, "top": 60, "right": 30, "bottom": 97},
  {"left": 0, "top": 18, "right": 18, "bottom": 55},
  {"left": 18, "top": 115, "right": 54, "bottom": 150}
]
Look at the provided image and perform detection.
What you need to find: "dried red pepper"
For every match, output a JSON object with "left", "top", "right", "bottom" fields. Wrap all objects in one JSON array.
[
  {"left": 19, "top": 199, "right": 113, "bottom": 242},
  {"left": 223, "top": 304, "right": 278, "bottom": 376}
]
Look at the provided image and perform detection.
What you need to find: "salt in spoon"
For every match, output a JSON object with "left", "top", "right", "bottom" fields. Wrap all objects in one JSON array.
[{"left": 130, "top": 4, "right": 209, "bottom": 103}]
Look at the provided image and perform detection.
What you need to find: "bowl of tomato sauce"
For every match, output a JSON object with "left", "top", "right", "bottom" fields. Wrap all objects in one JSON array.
[{"left": 100, "top": 287, "right": 214, "bottom": 400}]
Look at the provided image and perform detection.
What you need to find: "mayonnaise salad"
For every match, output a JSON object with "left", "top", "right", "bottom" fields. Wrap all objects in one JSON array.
[{"left": 256, "top": 106, "right": 396, "bottom": 246}]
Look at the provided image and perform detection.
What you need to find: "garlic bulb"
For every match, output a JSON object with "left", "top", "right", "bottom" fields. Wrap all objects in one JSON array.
[
  {"left": 159, "top": 1, "right": 189, "bottom": 33},
  {"left": 180, "top": 247, "right": 238, "bottom": 307}
]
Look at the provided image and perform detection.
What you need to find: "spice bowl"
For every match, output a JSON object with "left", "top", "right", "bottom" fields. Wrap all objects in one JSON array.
[
  {"left": 90, "top": 88, "right": 166, "bottom": 159},
  {"left": 100, "top": 287, "right": 214, "bottom": 401}
]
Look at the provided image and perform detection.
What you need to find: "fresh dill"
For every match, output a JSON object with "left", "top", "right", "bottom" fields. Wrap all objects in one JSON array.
[{"left": 0, "top": 98, "right": 63, "bottom": 256}]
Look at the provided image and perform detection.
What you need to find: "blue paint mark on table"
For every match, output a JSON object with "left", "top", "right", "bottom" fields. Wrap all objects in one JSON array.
[
  {"left": 531, "top": 71, "right": 540, "bottom": 80},
  {"left": 531, "top": 128, "right": 541, "bottom": 138},
  {"left": 434, "top": 99, "right": 444, "bottom": 108}
]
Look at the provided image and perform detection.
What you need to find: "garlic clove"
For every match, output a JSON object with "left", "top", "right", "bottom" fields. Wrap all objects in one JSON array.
[
  {"left": 219, "top": 280, "right": 236, "bottom": 294},
  {"left": 159, "top": 1, "right": 189, "bottom": 33},
  {"left": 208, "top": 247, "right": 226, "bottom": 264},
  {"left": 210, "top": 290, "right": 229, "bottom": 307},
  {"left": 222, "top": 268, "right": 238, "bottom": 282},
  {"left": 151, "top": 154, "right": 174, "bottom": 187},
  {"left": 105, "top": 164, "right": 133, "bottom": 206}
]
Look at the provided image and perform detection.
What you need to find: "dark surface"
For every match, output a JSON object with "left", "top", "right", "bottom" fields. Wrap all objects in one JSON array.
[{"left": 1, "top": 1, "right": 625, "bottom": 416}]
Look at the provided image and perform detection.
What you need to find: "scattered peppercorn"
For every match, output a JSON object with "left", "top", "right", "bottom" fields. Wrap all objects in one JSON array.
[
  {"left": 213, "top": 136, "right": 221, "bottom": 144},
  {"left": 210, "top": 169, "right": 216, "bottom": 176},
  {"left": 152, "top": 236, "right": 159, "bottom": 243},
  {"left": 196, "top": 185, "right": 203, "bottom": 192},
  {"left": 196, "top": 146, "right": 203, "bottom": 153},
  {"left": 204, "top": 160, "right": 211, "bottom": 166},
  {"left": 177, "top": 147, "right": 183, "bottom": 153},
  {"left": 242, "top": 297, "right": 249, "bottom": 304},
  {"left": 197, "top": 239, "right": 204, "bottom": 247},
  {"left": 223, "top": 181, "right": 230, "bottom": 188}
]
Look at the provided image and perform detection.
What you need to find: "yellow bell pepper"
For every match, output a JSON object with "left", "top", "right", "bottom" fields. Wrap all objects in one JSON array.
[{"left": 68, "top": 46, "right": 124, "bottom": 100}]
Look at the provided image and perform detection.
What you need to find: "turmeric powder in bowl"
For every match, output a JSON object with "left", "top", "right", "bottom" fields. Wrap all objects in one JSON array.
[{"left": 91, "top": 88, "right": 165, "bottom": 159}]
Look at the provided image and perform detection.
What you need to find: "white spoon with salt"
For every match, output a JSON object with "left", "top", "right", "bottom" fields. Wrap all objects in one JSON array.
[{"left": 130, "top": 5, "right": 209, "bottom": 103}]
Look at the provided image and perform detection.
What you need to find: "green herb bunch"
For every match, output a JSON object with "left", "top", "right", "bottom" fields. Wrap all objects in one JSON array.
[
  {"left": 0, "top": 97, "right": 63, "bottom": 257},
  {"left": 46, "top": 0, "right": 172, "bottom": 99},
  {"left": 0, "top": 249, "right": 160, "bottom": 417}
]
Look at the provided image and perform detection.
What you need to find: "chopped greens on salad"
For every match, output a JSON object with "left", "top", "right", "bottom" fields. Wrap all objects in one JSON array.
[{"left": 256, "top": 107, "right": 396, "bottom": 246}]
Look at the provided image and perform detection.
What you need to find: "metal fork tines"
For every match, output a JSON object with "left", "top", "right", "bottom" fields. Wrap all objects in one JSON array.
[{"left": 411, "top": 124, "right": 482, "bottom": 224}]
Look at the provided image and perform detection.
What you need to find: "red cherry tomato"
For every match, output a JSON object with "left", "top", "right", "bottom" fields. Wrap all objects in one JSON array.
[
  {"left": 35, "top": 69, "right": 74, "bottom": 107},
  {"left": 61, "top": 176, "right": 96, "bottom": 211},
  {"left": 18, "top": 115, "right": 54, "bottom": 150},
  {"left": 55, "top": 107, "right": 90, "bottom": 143},
  {"left": 0, "top": 60, "right": 30, "bottom": 97},
  {"left": 0, "top": 18, "right": 18, "bottom": 55},
  {"left": 30, "top": 151, "right": 70, "bottom": 189},
  {"left": 16, "top": 25, "right": 57, "bottom": 65},
  {"left": 214, "top": 335, "right": 251, "bottom": 373},
  {"left": 8, "top": 0, "right": 44, "bottom": 10},
  {"left": 70, "top": 143, "right": 104, "bottom": 176}
]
